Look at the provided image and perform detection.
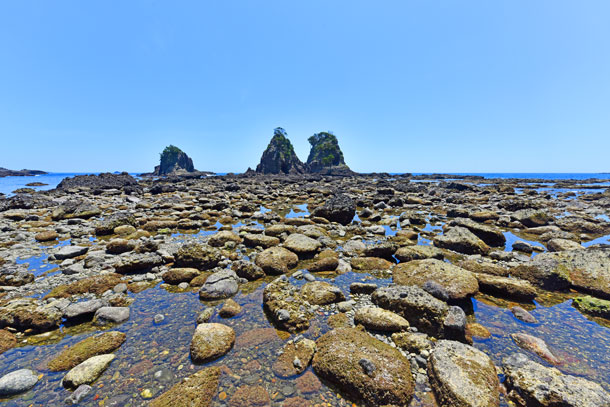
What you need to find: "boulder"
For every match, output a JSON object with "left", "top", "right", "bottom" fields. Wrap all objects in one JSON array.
[
  {"left": 503, "top": 353, "right": 610, "bottom": 407},
  {"left": 162, "top": 268, "right": 200, "bottom": 285},
  {"left": 0, "top": 369, "right": 39, "bottom": 396},
  {"left": 394, "top": 245, "right": 444, "bottom": 262},
  {"left": 93, "top": 307, "right": 130, "bottom": 325},
  {"left": 354, "top": 307, "right": 410, "bottom": 332},
  {"left": 44, "top": 274, "right": 123, "bottom": 298},
  {"left": 475, "top": 274, "right": 537, "bottom": 301},
  {"left": 547, "top": 238, "right": 583, "bottom": 252},
  {"left": 254, "top": 246, "right": 298, "bottom": 275},
  {"left": 35, "top": 230, "right": 58, "bottom": 242},
  {"left": 350, "top": 257, "right": 393, "bottom": 271},
  {"left": 450, "top": 218, "right": 506, "bottom": 247},
  {"left": 433, "top": 226, "right": 490, "bottom": 255},
  {"left": 242, "top": 233, "right": 280, "bottom": 248},
  {"left": 231, "top": 260, "right": 265, "bottom": 280},
  {"left": 113, "top": 252, "right": 163, "bottom": 274},
  {"left": 106, "top": 238, "right": 135, "bottom": 254},
  {"left": 312, "top": 328, "right": 414, "bottom": 406},
  {"left": 310, "top": 193, "right": 356, "bottom": 225},
  {"left": 218, "top": 299, "right": 242, "bottom": 318},
  {"left": 512, "top": 209, "right": 551, "bottom": 228},
  {"left": 63, "top": 299, "right": 106, "bottom": 320},
  {"left": 301, "top": 281, "right": 345, "bottom": 305},
  {"left": 0, "top": 264, "right": 34, "bottom": 287},
  {"left": 283, "top": 233, "right": 322, "bottom": 257},
  {"left": 198, "top": 269, "right": 239, "bottom": 300},
  {"left": 62, "top": 354, "right": 115, "bottom": 388},
  {"left": 190, "top": 323, "right": 235, "bottom": 363},
  {"left": 94, "top": 212, "right": 137, "bottom": 235},
  {"left": 55, "top": 245, "right": 89, "bottom": 260},
  {"left": 208, "top": 231, "right": 242, "bottom": 247},
  {"left": 427, "top": 340, "right": 500, "bottom": 407},
  {"left": 174, "top": 243, "right": 222, "bottom": 270},
  {"left": 0, "top": 298, "right": 62, "bottom": 332},
  {"left": 394, "top": 259, "right": 479, "bottom": 301}
]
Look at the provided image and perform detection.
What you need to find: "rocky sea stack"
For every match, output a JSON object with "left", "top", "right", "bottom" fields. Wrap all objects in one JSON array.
[
  {"left": 306, "top": 132, "right": 351, "bottom": 174},
  {"left": 154, "top": 145, "right": 195, "bottom": 176},
  {"left": 255, "top": 128, "right": 306, "bottom": 175}
]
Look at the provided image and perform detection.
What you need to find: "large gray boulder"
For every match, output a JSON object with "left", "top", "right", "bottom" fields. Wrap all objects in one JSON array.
[
  {"left": 434, "top": 226, "right": 490, "bottom": 255},
  {"left": 0, "top": 369, "right": 39, "bottom": 396},
  {"left": 311, "top": 193, "right": 356, "bottom": 225},
  {"left": 198, "top": 269, "right": 239, "bottom": 300}
]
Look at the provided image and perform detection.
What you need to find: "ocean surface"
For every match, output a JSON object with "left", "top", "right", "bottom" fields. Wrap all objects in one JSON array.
[{"left": 1, "top": 172, "right": 609, "bottom": 196}]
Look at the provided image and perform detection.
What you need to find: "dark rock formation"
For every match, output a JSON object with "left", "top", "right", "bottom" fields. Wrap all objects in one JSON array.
[
  {"left": 56, "top": 172, "right": 139, "bottom": 192},
  {"left": 311, "top": 193, "right": 356, "bottom": 225},
  {"left": 255, "top": 128, "right": 306, "bottom": 175},
  {"left": 306, "top": 132, "right": 352, "bottom": 174},
  {"left": 154, "top": 145, "right": 195, "bottom": 176},
  {"left": 0, "top": 168, "right": 47, "bottom": 177}
]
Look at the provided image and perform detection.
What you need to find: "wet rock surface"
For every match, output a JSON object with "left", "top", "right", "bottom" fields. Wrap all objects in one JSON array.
[{"left": 0, "top": 172, "right": 610, "bottom": 406}]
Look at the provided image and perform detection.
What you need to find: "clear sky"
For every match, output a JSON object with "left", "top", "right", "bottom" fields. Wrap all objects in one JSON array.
[{"left": 1, "top": 1, "right": 609, "bottom": 174}]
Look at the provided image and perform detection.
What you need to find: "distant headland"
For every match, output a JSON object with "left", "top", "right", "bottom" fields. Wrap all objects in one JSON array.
[{"left": 0, "top": 168, "right": 47, "bottom": 178}]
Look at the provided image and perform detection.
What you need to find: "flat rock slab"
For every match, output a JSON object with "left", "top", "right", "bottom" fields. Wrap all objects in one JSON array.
[
  {"left": 0, "top": 369, "right": 39, "bottom": 396},
  {"left": 428, "top": 340, "right": 500, "bottom": 407}
]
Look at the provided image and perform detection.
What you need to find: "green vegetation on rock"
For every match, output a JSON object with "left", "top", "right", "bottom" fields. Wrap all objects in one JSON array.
[
  {"left": 306, "top": 131, "right": 347, "bottom": 172},
  {"left": 573, "top": 296, "right": 610, "bottom": 319}
]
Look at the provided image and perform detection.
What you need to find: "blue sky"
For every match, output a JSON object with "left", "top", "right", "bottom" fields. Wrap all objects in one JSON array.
[{"left": 1, "top": 1, "right": 609, "bottom": 173}]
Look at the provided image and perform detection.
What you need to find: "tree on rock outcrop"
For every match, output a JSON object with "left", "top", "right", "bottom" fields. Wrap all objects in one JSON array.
[
  {"left": 255, "top": 128, "right": 306, "bottom": 174},
  {"left": 154, "top": 145, "right": 196, "bottom": 176},
  {"left": 306, "top": 132, "right": 352, "bottom": 174}
]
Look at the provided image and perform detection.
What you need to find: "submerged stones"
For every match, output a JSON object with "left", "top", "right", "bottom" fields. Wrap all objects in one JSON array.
[
  {"left": 503, "top": 353, "right": 610, "bottom": 407},
  {"left": 272, "top": 338, "right": 316, "bottom": 377},
  {"left": 48, "top": 331, "right": 128, "bottom": 371},
  {"left": 190, "top": 323, "right": 235, "bottom": 364},
  {"left": 312, "top": 328, "right": 414, "bottom": 406},
  {"left": 510, "top": 333, "right": 560, "bottom": 365},
  {"left": 62, "top": 354, "right": 115, "bottom": 388},
  {"left": 150, "top": 366, "right": 220, "bottom": 407},
  {"left": 427, "top": 340, "right": 500, "bottom": 407}
]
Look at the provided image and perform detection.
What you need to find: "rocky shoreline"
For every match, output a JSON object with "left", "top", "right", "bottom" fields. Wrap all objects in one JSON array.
[
  {"left": 0, "top": 171, "right": 610, "bottom": 406},
  {"left": 0, "top": 168, "right": 47, "bottom": 178}
]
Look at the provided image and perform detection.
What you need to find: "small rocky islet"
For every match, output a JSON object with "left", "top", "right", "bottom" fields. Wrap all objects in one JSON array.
[{"left": 0, "top": 130, "right": 610, "bottom": 406}]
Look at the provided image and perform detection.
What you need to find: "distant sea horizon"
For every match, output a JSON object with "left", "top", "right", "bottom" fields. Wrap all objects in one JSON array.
[{"left": 1, "top": 171, "right": 609, "bottom": 196}]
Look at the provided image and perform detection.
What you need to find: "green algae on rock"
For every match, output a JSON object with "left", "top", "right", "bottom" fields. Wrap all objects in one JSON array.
[
  {"left": 47, "top": 331, "right": 126, "bottom": 371},
  {"left": 573, "top": 295, "right": 610, "bottom": 319},
  {"left": 255, "top": 127, "right": 306, "bottom": 174},
  {"left": 44, "top": 274, "right": 123, "bottom": 299},
  {"left": 306, "top": 132, "right": 351, "bottom": 174}
]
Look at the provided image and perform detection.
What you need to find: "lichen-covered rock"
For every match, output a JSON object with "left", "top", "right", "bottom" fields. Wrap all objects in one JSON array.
[
  {"left": 391, "top": 332, "right": 432, "bottom": 353},
  {"left": 0, "top": 329, "right": 17, "bottom": 354},
  {"left": 62, "top": 354, "right": 115, "bottom": 388},
  {"left": 354, "top": 307, "right": 410, "bottom": 332},
  {"left": 48, "top": 331, "right": 126, "bottom": 371},
  {"left": 312, "top": 327, "right": 414, "bottom": 407},
  {"left": 310, "top": 193, "right": 356, "bottom": 225},
  {"left": 254, "top": 246, "right": 299, "bottom": 275},
  {"left": 433, "top": 226, "right": 490, "bottom": 255},
  {"left": 190, "top": 323, "right": 235, "bottom": 363},
  {"left": 503, "top": 353, "right": 610, "bottom": 407},
  {"left": 255, "top": 127, "right": 306, "bottom": 174},
  {"left": 174, "top": 243, "right": 222, "bottom": 270},
  {"left": 263, "top": 277, "right": 313, "bottom": 333},
  {"left": 301, "top": 281, "right": 345, "bottom": 305},
  {"left": 0, "top": 264, "right": 34, "bottom": 286},
  {"left": 350, "top": 257, "right": 393, "bottom": 271},
  {"left": 450, "top": 218, "right": 506, "bottom": 247},
  {"left": 512, "top": 209, "right": 552, "bottom": 228},
  {"left": 0, "top": 298, "right": 63, "bottom": 332},
  {"left": 94, "top": 211, "right": 137, "bottom": 235},
  {"left": 427, "top": 340, "right": 500, "bottom": 407},
  {"left": 150, "top": 366, "right": 220, "bottom": 407},
  {"left": 394, "top": 259, "right": 479, "bottom": 301},
  {"left": 272, "top": 338, "right": 316, "bottom": 377},
  {"left": 573, "top": 295, "right": 610, "bottom": 319}
]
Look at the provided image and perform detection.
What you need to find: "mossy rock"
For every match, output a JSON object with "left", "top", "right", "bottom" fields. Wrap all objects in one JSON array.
[
  {"left": 150, "top": 366, "right": 220, "bottom": 407},
  {"left": 312, "top": 327, "right": 414, "bottom": 406},
  {"left": 47, "top": 331, "right": 126, "bottom": 371},
  {"left": 174, "top": 243, "right": 222, "bottom": 270},
  {"left": 44, "top": 274, "right": 123, "bottom": 299},
  {"left": 573, "top": 296, "right": 610, "bottom": 319}
]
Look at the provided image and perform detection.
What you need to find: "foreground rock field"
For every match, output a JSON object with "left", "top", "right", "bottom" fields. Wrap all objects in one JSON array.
[{"left": 0, "top": 172, "right": 610, "bottom": 406}]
